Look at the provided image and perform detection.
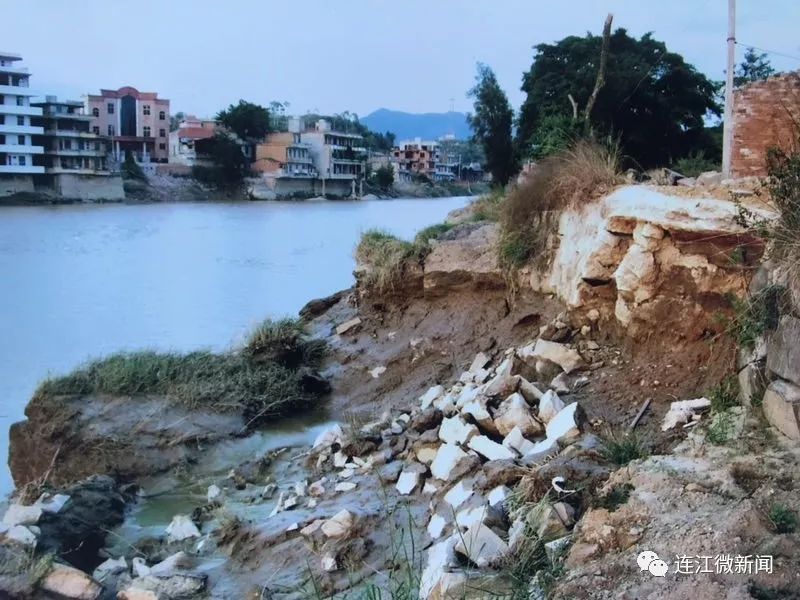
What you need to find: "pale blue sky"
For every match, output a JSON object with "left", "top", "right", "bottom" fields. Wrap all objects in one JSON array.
[{"left": 4, "top": 0, "right": 799, "bottom": 118}]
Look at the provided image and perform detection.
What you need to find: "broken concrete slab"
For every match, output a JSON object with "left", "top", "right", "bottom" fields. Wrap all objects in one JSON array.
[
  {"left": 493, "top": 392, "right": 543, "bottom": 437},
  {"left": 545, "top": 403, "right": 580, "bottom": 442},
  {"left": 520, "top": 339, "right": 585, "bottom": 374},
  {"left": 483, "top": 356, "right": 520, "bottom": 397},
  {"left": 165, "top": 515, "right": 200, "bottom": 543},
  {"left": 468, "top": 435, "right": 516, "bottom": 461},
  {"left": 538, "top": 390, "right": 566, "bottom": 424},
  {"left": 487, "top": 485, "right": 511, "bottom": 510},
  {"left": 443, "top": 480, "right": 474, "bottom": 509},
  {"left": 419, "top": 535, "right": 461, "bottom": 600},
  {"left": 336, "top": 317, "right": 362, "bottom": 336},
  {"left": 420, "top": 385, "right": 445, "bottom": 410},
  {"left": 454, "top": 523, "right": 509, "bottom": 568},
  {"left": 431, "top": 444, "right": 478, "bottom": 481},
  {"left": 763, "top": 379, "right": 800, "bottom": 440},
  {"left": 438, "top": 416, "right": 479, "bottom": 445},
  {"left": 396, "top": 469, "right": 421, "bottom": 495},
  {"left": 461, "top": 399, "right": 498, "bottom": 436},
  {"left": 469, "top": 352, "right": 491, "bottom": 374},
  {"left": 2, "top": 503, "right": 42, "bottom": 527},
  {"left": 502, "top": 426, "right": 535, "bottom": 455},
  {"left": 661, "top": 398, "right": 711, "bottom": 431},
  {"left": 522, "top": 437, "right": 560, "bottom": 465},
  {"left": 427, "top": 514, "right": 447, "bottom": 539}
]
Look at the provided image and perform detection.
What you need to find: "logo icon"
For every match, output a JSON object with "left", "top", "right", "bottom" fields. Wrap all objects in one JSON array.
[{"left": 637, "top": 550, "right": 668, "bottom": 577}]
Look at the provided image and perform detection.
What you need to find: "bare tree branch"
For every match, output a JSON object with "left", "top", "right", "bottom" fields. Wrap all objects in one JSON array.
[
  {"left": 584, "top": 13, "right": 614, "bottom": 123},
  {"left": 567, "top": 94, "right": 579, "bottom": 120}
]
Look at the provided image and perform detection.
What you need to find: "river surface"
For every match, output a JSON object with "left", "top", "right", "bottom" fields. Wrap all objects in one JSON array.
[{"left": 0, "top": 196, "right": 468, "bottom": 497}]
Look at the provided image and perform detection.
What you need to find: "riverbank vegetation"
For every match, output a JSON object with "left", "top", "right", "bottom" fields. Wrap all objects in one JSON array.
[{"left": 36, "top": 318, "right": 328, "bottom": 427}]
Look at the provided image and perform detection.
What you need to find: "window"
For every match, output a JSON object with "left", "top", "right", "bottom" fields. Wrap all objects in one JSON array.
[
  {"left": 108, "top": 125, "right": 115, "bottom": 136},
  {"left": 92, "top": 126, "right": 100, "bottom": 135},
  {"left": 143, "top": 105, "right": 151, "bottom": 116},
  {"left": 17, "top": 96, "right": 24, "bottom": 106},
  {"left": 143, "top": 126, "right": 151, "bottom": 137},
  {"left": 17, "top": 116, "right": 24, "bottom": 126},
  {"left": 18, "top": 135, "right": 26, "bottom": 144},
  {"left": 107, "top": 102, "right": 114, "bottom": 114},
  {"left": 159, "top": 143, "right": 166, "bottom": 150},
  {"left": 159, "top": 128, "right": 166, "bottom": 138},
  {"left": 159, "top": 111, "right": 165, "bottom": 120},
  {"left": 19, "top": 156, "right": 26, "bottom": 166},
  {"left": 92, "top": 107, "right": 99, "bottom": 117}
]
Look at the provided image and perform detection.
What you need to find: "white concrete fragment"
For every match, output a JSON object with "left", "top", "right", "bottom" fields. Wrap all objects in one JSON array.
[
  {"left": 468, "top": 435, "right": 516, "bottom": 461},
  {"left": 494, "top": 392, "right": 542, "bottom": 437},
  {"left": 6, "top": 524, "right": 37, "bottom": 547},
  {"left": 456, "top": 505, "right": 489, "bottom": 529},
  {"left": 427, "top": 514, "right": 447, "bottom": 539},
  {"left": 131, "top": 557, "right": 150, "bottom": 577},
  {"left": 419, "top": 535, "right": 460, "bottom": 600},
  {"left": 370, "top": 365, "right": 387, "bottom": 379},
  {"left": 206, "top": 485, "right": 222, "bottom": 503},
  {"left": 454, "top": 523, "right": 509, "bottom": 567},
  {"left": 395, "top": 470, "right": 420, "bottom": 495},
  {"left": 523, "top": 437, "right": 560, "bottom": 463},
  {"left": 521, "top": 339, "right": 585, "bottom": 374},
  {"left": 538, "top": 390, "right": 566, "bottom": 424},
  {"left": 321, "top": 509, "right": 355, "bottom": 539},
  {"left": 661, "top": 398, "right": 711, "bottom": 431},
  {"left": 3, "top": 504, "right": 43, "bottom": 527},
  {"left": 312, "top": 424, "right": 344, "bottom": 449},
  {"left": 487, "top": 485, "right": 511, "bottom": 509},
  {"left": 336, "top": 317, "right": 362, "bottom": 335},
  {"left": 430, "top": 444, "right": 472, "bottom": 481},
  {"left": 165, "top": 515, "right": 201, "bottom": 543},
  {"left": 438, "top": 416, "right": 478, "bottom": 445},
  {"left": 334, "top": 482, "right": 357, "bottom": 492},
  {"left": 321, "top": 553, "right": 338, "bottom": 572},
  {"left": 461, "top": 399, "right": 498, "bottom": 435},
  {"left": 35, "top": 493, "right": 70, "bottom": 514},
  {"left": 93, "top": 556, "right": 128, "bottom": 582},
  {"left": 443, "top": 481, "right": 473, "bottom": 509},
  {"left": 502, "top": 426, "right": 534, "bottom": 455},
  {"left": 420, "top": 385, "right": 445, "bottom": 410},
  {"left": 545, "top": 403, "right": 580, "bottom": 441}
]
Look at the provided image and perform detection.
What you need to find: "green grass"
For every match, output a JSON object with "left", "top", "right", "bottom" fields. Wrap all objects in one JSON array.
[
  {"left": 600, "top": 431, "right": 648, "bottom": 466},
  {"left": 37, "top": 319, "right": 328, "bottom": 427},
  {"left": 707, "top": 411, "right": 734, "bottom": 445},
  {"left": 672, "top": 150, "right": 719, "bottom": 178},
  {"left": 708, "top": 376, "right": 740, "bottom": 413},
  {"left": 768, "top": 503, "right": 798, "bottom": 534},
  {"left": 468, "top": 189, "right": 505, "bottom": 222}
]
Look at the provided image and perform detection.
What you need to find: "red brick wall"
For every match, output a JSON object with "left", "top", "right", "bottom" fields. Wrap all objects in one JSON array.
[{"left": 731, "top": 72, "right": 800, "bottom": 178}]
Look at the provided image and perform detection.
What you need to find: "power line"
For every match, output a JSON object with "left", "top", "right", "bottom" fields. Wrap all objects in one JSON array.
[{"left": 735, "top": 41, "right": 800, "bottom": 63}]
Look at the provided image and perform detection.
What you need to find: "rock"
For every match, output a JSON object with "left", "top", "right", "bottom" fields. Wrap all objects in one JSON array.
[
  {"left": 480, "top": 459, "right": 522, "bottom": 489},
  {"left": 150, "top": 551, "right": 193, "bottom": 576},
  {"left": 763, "top": 379, "right": 800, "bottom": 440},
  {"left": 428, "top": 514, "right": 447, "bottom": 539},
  {"left": 538, "top": 390, "right": 566, "bottom": 424},
  {"left": 455, "top": 383, "right": 481, "bottom": 409},
  {"left": 41, "top": 563, "right": 102, "bottom": 600},
  {"left": 468, "top": 435, "right": 516, "bottom": 461},
  {"left": 739, "top": 361, "right": 767, "bottom": 407},
  {"left": 308, "top": 479, "right": 326, "bottom": 497},
  {"left": 321, "top": 552, "right": 338, "bottom": 572},
  {"left": 438, "top": 416, "right": 479, "bottom": 445},
  {"left": 483, "top": 356, "right": 519, "bottom": 397},
  {"left": 6, "top": 524, "right": 37, "bottom": 547},
  {"left": 299, "top": 290, "right": 345, "bottom": 320},
  {"left": 767, "top": 315, "right": 800, "bottom": 386},
  {"left": 430, "top": 444, "right": 478, "bottom": 481},
  {"left": 661, "top": 398, "right": 711, "bottom": 431},
  {"left": 529, "top": 502, "right": 575, "bottom": 542},
  {"left": 321, "top": 509, "right": 355, "bottom": 539},
  {"left": 396, "top": 469, "right": 421, "bottom": 495},
  {"left": 522, "top": 437, "right": 560, "bottom": 465},
  {"left": 261, "top": 483, "right": 278, "bottom": 499},
  {"left": 521, "top": 340, "right": 585, "bottom": 374},
  {"left": 118, "top": 573, "right": 207, "bottom": 599},
  {"left": 334, "top": 482, "right": 357, "bottom": 492},
  {"left": 333, "top": 450, "right": 350, "bottom": 468},
  {"left": 544, "top": 535, "right": 571, "bottom": 564},
  {"left": 545, "top": 403, "right": 580, "bottom": 441},
  {"left": 206, "top": 485, "right": 222, "bottom": 503},
  {"left": 165, "top": 515, "right": 200, "bottom": 543},
  {"left": 370, "top": 365, "right": 387, "bottom": 379},
  {"left": 487, "top": 485, "right": 511, "bottom": 510},
  {"left": 696, "top": 171, "right": 722, "bottom": 186},
  {"left": 419, "top": 535, "right": 461, "bottom": 600},
  {"left": 300, "top": 519, "right": 326, "bottom": 539},
  {"left": 469, "top": 352, "right": 491, "bottom": 374},
  {"left": 550, "top": 373, "right": 571, "bottom": 394},
  {"left": 677, "top": 176, "right": 696, "bottom": 187},
  {"left": 493, "top": 392, "right": 542, "bottom": 437},
  {"left": 415, "top": 445, "right": 439, "bottom": 465},
  {"left": 35, "top": 493, "right": 71, "bottom": 514},
  {"left": 379, "top": 461, "right": 404, "bottom": 483},
  {"left": 312, "top": 424, "right": 344, "bottom": 449},
  {"left": 444, "top": 481, "right": 474, "bottom": 509},
  {"left": 517, "top": 377, "right": 545, "bottom": 403},
  {"left": 461, "top": 399, "right": 498, "bottom": 436},
  {"left": 420, "top": 385, "right": 445, "bottom": 410},
  {"left": 93, "top": 556, "right": 128, "bottom": 582},
  {"left": 132, "top": 557, "right": 150, "bottom": 577},
  {"left": 454, "top": 523, "right": 508, "bottom": 567},
  {"left": 2, "top": 503, "right": 42, "bottom": 527},
  {"left": 336, "top": 317, "right": 362, "bottom": 335},
  {"left": 502, "top": 426, "right": 535, "bottom": 455},
  {"left": 410, "top": 407, "right": 443, "bottom": 433}
]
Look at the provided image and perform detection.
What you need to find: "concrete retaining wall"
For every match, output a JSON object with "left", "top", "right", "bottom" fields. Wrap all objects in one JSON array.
[
  {"left": 0, "top": 175, "right": 35, "bottom": 196},
  {"left": 53, "top": 174, "right": 125, "bottom": 201}
]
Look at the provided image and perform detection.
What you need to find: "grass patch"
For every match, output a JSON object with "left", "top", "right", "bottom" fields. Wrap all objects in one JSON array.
[
  {"left": 768, "top": 503, "right": 798, "bottom": 534},
  {"left": 36, "top": 319, "right": 328, "bottom": 428},
  {"left": 707, "top": 411, "right": 735, "bottom": 445},
  {"left": 593, "top": 483, "right": 634, "bottom": 512},
  {"left": 708, "top": 375, "right": 740, "bottom": 413},
  {"left": 599, "top": 430, "right": 648, "bottom": 466},
  {"left": 468, "top": 188, "right": 505, "bottom": 222},
  {"left": 499, "top": 140, "right": 620, "bottom": 271}
]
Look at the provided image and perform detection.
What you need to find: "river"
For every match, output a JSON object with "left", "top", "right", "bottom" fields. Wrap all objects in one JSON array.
[{"left": 0, "top": 196, "right": 469, "bottom": 496}]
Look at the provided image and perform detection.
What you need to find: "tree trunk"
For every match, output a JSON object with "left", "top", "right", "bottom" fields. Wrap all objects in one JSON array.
[{"left": 584, "top": 13, "right": 614, "bottom": 124}]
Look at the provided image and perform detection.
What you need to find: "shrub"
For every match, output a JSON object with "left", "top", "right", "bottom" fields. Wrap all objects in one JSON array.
[
  {"left": 707, "top": 411, "right": 734, "bottom": 445},
  {"left": 672, "top": 150, "right": 719, "bottom": 178},
  {"left": 121, "top": 151, "right": 146, "bottom": 181},
  {"left": 374, "top": 164, "right": 395, "bottom": 190},
  {"left": 599, "top": 430, "right": 648, "bottom": 466},
  {"left": 499, "top": 140, "right": 620, "bottom": 270},
  {"left": 764, "top": 144, "right": 800, "bottom": 288},
  {"left": 355, "top": 229, "right": 415, "bottom": 295},
  {"left": 723, "top": 286, "right": 784, "bottom": 349},
  {"left": 768, "top": 503, "right": 798, "bottom": 533}
]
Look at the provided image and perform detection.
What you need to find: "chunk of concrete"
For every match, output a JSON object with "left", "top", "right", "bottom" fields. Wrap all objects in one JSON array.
[
  {"left": 454, "top": 523, "right": 509, "bottom": 567},
  {"left": 430, "top": 444, "right": 477, "bottom": 481},
  {"left": 93, "top": 556, "right": 128, "bottom": 582},
  {"left": 661, "top": 398, "right": 711, "bottom": 431},
  {"left": 396, "top": 469, "right": 421, "bottom": 495},
  {"left": 419, "top": 535, "right": 461, "bottom": 600},
  {"left": 520, "top": 339, "right": 585, "bottom": 374},
  {"left": 41, "top": 563, "right": 102, "bottom": 600},
  {"left": 6, "top": 524, "right": 37, "bottom": 547},
  {"left": 763, "top": 379, "right": 800, "bottom": 441},
  {"left": 2, "top": 503, "right": 42, "bottom": 527},
  {"left": 461, "top": 399, "right": 498, "bottom": 436},
  {"left": 767, "top": 315, "right": 800, "bottom": 387},
  {"left": 34, "top": 493, "right": 71, "bottom": 514},
  {"left": 469, "top": 352, "right": 491, "bottom": 374},
  {"left": 468, "top": 435, "right": 516, "bottom": 461},
  {"left": 206, "top": 485, "right": 222, "bottom": 503},
  {"left": 545, "top": 403, "right": 580, "bottom": 441},
  {"left": 336, "top": 317, "right": 362, "bottom": 335},
  {"left": 493, "top": 392, "right": 543, "bottom": 437},
  {"left": 165, "top": 515, "right": 200, "bottom": 543},
  {"left": 522, "top": 437, "right": 560, "bottom": 465},
  {"left": 321, "top": 509, "right": 355, "bottom": 539},
  {"left": 444, "top": 480, "right": 474, "bottom": 509},
  {"left": 420, "top": 385, "right": 445, "bottom": 410},
  {"left": 487, "top": 485, "right": 511, "bottom": 510},
  {"left": 438, "top": 416, "right": 479, "bottom": 445},
  {"left": 312, "top": 424, "right": 344, "bottom": 449},
  {"left": 483, "top": 357, "right": 519, "bottom": 397},
  {"left": 502, "top": 426, "right": 535, "bottom": 455},
  {"left": 538, "top": 390, "right": 566, "bottom": 424},
  {"left": 428, "top": 514, "right": 447, "bottom": 539}
]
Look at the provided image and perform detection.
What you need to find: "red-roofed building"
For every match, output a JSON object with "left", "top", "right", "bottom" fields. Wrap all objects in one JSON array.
[{"left": 168, "top": 115, "right": 218, "bottom": 166}]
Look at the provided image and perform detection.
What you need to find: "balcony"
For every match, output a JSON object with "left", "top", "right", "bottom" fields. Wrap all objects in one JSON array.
[
  {"left": 43, "top": 129, "right": 102, "bottom": 139},
  {"left": 0, "top": 84, "right": 38, "bottom": 97},
  {"left": 0, "top": 105, "right": 43, "bottom": 117},
  {"left": 0, "top": 65, "right": 30, "bottom": 76},
  {"left": 0, "top": 164, "right": 45, "bottom": 174},
  {"left": 0, "top": 124, "right": 44, "bottom": 135},
  {"left": 47, "top": 148, "right": 106, "bottom": 157},
  {"left": 0, "top": 144, "right": 44, "bottom": 154}
]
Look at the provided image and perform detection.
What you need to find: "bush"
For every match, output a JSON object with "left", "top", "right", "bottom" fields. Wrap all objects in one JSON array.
[
  {"left": 708, "top": 375, "right": 740, "bottom": 412},
  {"left": 768, "top": 503, "right": 798, "bottom": 534},
  {"left": 594, "top": 483, "right": 634, "bottom": 512},
  {"left": 374, "top": 164, "right": 395, "bottom": 190},
  {"left": 37, "top": 319, "right": 328, "bottom": 427},
  {"left": 121, "top": 152, "right": 146, "bottom": 181},
  {"left": 499, "top": 140, "right": 620, "bottom": 270},
  {"left": 672, "top": 150, "right": 719, "bottom": 178},
  {"left": 707, "top": 411, "right": 734, "bottom": 445}
]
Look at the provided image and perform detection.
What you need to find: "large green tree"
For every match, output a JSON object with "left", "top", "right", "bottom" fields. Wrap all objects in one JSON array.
[
  {"left": 468, "top": 63, "right": 517, "bottom": 186},
  {"left": 216, "top": 100, "right": 272, "bottom": 141},
  {"left": 734, "top": 47, "right": 775, "bottom": 87},
  {"left": 517, "top": 29, "right": 721, "bottom": 168}
]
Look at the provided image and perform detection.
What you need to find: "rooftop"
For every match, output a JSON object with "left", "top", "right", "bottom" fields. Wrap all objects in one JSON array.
[{"left": 0, "top": 52, "right": 23, "bottom": 62}]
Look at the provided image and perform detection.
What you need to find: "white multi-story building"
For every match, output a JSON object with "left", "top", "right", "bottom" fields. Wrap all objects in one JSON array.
[
  {"left": 301, "top": 119, "right": 365, "bottom": 181},
  {"left": 0, "top": 52, "right": 44, "bottom": 184}
]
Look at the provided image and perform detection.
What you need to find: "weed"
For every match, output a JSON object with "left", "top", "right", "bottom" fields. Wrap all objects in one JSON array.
[
  {"left": 707, "top": 411, "right": 734, "bottom": 445},
  {"left": 594, "top": 483, "right": 634, "bottom": 512},
  {"left": 708, "top": 376, "right": 740, "bottom": 413},
  {"left": 413, "top": 223, "right": 453, "bottom": 248},
  {"left": 599, "top": 430, "right": 648, "bottom": 466},
  {"left": 243, "top": 318, "right": 326, "bottom": 368},
  {"left": 722, "top": 285, "right": 785, "bottom": 349},
  {"left": 768, "top": 503, "right": 798, "bottom": 534}
]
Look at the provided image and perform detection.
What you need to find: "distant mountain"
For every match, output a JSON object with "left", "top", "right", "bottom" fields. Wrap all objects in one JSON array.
[{"left": 361, "top": 109, "right": 472, "bottom": 141}]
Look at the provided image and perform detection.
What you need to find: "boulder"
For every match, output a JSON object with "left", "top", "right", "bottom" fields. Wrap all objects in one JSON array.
[
  {"left": 165, "top": 515, "right": 200, "bottom": 543},
  {"left": 454, "top": 523, "right": 508, "bottom": 567},
  {"left": 335, "top": 317, "right": 362, "bottom": 336},
  {"left": 502, "top": 426, "right": 535, "bottom": 455},
  {"left": 420, "top": 385, "right": 445, "bottom": 410},
  {"left": 468, "top": 435, "right": 516, "bottom": 461},
  {"left": 430, "top": 444, "right": 478, "bottom": 481},
  {"left": 419, "top": 535, "right": 461, "bottom": 600},
  {"left": 438, "top": 416, "right": 479, "bottom": 445},
  {"left": 40, "top": 563, "right": 102, "bottom": 600},
  {"left": 545, "top": 403, "right": 580, "bottom": 442},
  {"left": 520, "top": 340, "right": 585, "bottom": 374},
  {"left": 321, "top": 509, "right": 355, "bottom": 539},
  {"left": 763, "top": 379, "right": 800, "bottom": 440},
  {"left": 767, "top": 315, "right": 800, "bottom": 386},
  {"left": 538, "top": 390, "right": 566, "bottom": 424},
  {"left": 483, "top": 357, "right": 519, "bottom": 397},
  {"left": 493, "top": 392, "right": 542, "bottom": 437}
]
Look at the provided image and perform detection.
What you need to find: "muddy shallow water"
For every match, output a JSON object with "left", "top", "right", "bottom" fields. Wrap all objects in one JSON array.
[{"left": 0, "top": 196, "right": 468, "bottom": 497}]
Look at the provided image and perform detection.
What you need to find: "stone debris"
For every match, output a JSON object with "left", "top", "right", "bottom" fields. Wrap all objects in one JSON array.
[
  {"left": 6, "top": 524, "right": 38, "bottom": 547},
  {"left": 206, "top": 484, "right": 222, "bottom": 503},
  {"left": 334, "top": 481, "right": 357, "bottom": 493},
  {"left": 438, "top": 416, "right": 479, "bottom": 445},
  {"left": 521, "top": 339, "right": 585, "bottom": 374},
  {"left": 335, "top": 317, "right": 362, "bottom": 336},
  {"left": 395, "top": 469, "right": 421, "bottom": 495},
  {"left": 41, "top": 563, "right": 102, "bottom": 600},
  {"left": 762, "top": 379, "right": 800, "bottom": 440},
  {"left": 118, "top": 573, "right": 207, "bottom": 600},
  {"left": 419, "top": 385, "right": 445, "bottom": 410},
  {"left": 661, "top": 398, "right": 711, "bottom": 431},
  {"left": 503, "top": 426, "right": 536, "bottom": 455},
  {"left": 370, "top": 365, "right": 387, "bottom": 379},
  {"left": 35, "top": 492, "right": 71, "bottom": 514},
  {"left": 454, "top": 523, "right": 509, "bottom": 567},
  {"left": 2, "top": 503, "right": 43, "bottom": 527},
  {"left": 538, "top": 390, "right": 566, "bottom": 424},
  {"left": 487, "top": 485, "right": 510, "bottom": 509},
  {"left": 321, "top": 552, "right": 338, "bottom": 572},
  {"left": 430, "top": 444, "right": 472, "bottom": 481},
  {"left": 545, "top": 403, "right": 580, "bottom": 442},
  {"left": 165, "top": 515, "right": 201, "bottom": 543},
  {"left": 427, "top": 514, "right": 447, "bottom": 539},
  {"left": 308, "top": 478, "right": 326, "bottom": 497},
  {"left": 468, "top": 435, "right": 516, "bottom": 461},
  {"left": 419, "top": 535, "right": 462, "bottom": 599},
  {"left": 493, "top": 392, "right": 542, "bottom": 437},
  {"left": 93, "top": 556, "right": 128, "bottom": 582},
  {"left": 312, "top": 424, "right": 344, "bottom": 449},
  {"left": 443, "top": 480, "right": 473, "bottom": 509},
  {"left": 321, "top": 509, "right": 355, "bottom": 539}
]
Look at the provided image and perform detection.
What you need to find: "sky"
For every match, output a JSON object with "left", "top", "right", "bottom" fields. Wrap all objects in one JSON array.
[{"left": 3, "top": 0, "right": 800, "bottom": 119}]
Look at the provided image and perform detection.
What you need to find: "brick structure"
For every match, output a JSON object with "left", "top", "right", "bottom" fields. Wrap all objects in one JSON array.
[{"left": 731, "top": 72, "right": 800, "bottom": 178}]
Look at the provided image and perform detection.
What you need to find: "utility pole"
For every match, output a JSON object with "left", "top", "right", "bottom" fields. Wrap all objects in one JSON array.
[{"left": 722, "top": 0, "right": 736, "bottom": 178}]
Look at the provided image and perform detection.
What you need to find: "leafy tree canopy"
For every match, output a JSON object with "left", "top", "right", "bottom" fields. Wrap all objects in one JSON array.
[
  {"left": 194, "top": 132, "right": 248, "bottom": 187},
  {"left": 734, "top": 47, "right": 776, "bottom": 87},
  {"left": 169, "top": 111, "right": 186, "bottom": 132},
  {"left": 517, "top": 28, "right": 721, "bottom": 168},
  {"left": 468, "top": 63, "right": 517, "bottom": 186},
  {"left": 216, "top": 100, "right": 272, "bottom": 141}
]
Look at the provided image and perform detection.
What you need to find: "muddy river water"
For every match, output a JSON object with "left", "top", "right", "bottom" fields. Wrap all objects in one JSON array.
[{"left": 0, "top": 196, "right": 468, "bottom": 497}]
